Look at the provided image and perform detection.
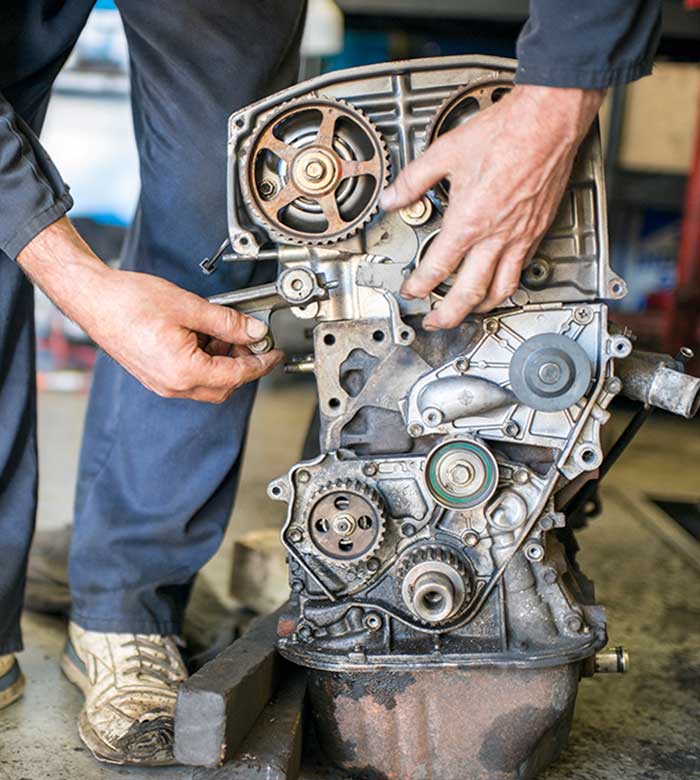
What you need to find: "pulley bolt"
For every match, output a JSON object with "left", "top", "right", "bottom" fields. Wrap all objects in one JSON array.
[
  {"left": 449, "top": 460, "right": 474, "bottom": 486},
  {"left": 305, "top": 160, "right": 326, "bottom": 181},
  {"left": 538, "top": 361, "right": 562, "bottom": 385},
  {"left": 333, "top": 514, "right": 355, "bottom": 536},
  {"left": 399, "top": 197, "right": 432, "bottom": 226},
  {"left": 288, "top": 528, "right": 303, "bottom": 544}
]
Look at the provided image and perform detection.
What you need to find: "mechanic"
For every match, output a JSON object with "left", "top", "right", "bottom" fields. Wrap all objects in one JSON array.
[{"left": 0, "top": 0, "right": 660, "bottom": 767}]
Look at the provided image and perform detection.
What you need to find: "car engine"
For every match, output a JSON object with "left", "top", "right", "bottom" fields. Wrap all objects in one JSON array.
[{"left": 203, "top": 56, "right": 700, "bottom": 780}]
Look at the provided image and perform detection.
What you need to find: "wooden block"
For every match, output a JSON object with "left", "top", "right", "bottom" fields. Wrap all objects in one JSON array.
[
  {"left": 175, "top": 605, "right": 289, "bottom": 767},
  {"left": 191, "top": 667, "right": 307, "bottom": 780}
]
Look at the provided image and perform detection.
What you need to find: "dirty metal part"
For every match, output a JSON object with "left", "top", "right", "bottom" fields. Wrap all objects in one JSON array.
[
  {"left": 594, "top": 646, "right": 629, "bottom": 674},
  {"left": 191, "top": 668, "right": 307, "bottom": 780},
  {"left": 210, "top": 54, "right": 700, "bottom": 780},
  {"left": 174, "top": 605, "right": 289, "bottom": 768},
  {"left": 617, "top": 349, "right": 700, "bottom": 419},
  {"left": 308, "top": 664, "right": 580, "bottom": 780}
]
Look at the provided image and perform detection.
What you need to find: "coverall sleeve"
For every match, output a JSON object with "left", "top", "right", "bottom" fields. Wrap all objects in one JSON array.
[
  {"left": 516, "top": 1, "right": 663, "bottom": 88},
  {"left": 0, "top": 91, "right": 73, "bottom": 260}
]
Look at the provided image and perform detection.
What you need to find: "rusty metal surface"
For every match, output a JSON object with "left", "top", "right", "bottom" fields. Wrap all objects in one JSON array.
[{"left": 307, "top": 664, "right": 580, "bottom": 780}]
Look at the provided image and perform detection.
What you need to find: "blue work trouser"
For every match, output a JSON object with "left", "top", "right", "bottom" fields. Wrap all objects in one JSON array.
[{"left": 0, "top": 0, "right": 306, "bottom": 652}]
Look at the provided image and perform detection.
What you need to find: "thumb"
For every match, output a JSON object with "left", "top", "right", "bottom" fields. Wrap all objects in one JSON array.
[
  {"left": 380, "top": 146, "right": 447, "bottom": 211},
  {"left": 188, "top": 299, "right": 268, "bottom": 345}
]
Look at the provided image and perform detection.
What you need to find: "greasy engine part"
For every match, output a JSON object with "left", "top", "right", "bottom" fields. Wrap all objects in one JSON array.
[{"left": 205, "top": 56, "right": 700, "bottom": 780}]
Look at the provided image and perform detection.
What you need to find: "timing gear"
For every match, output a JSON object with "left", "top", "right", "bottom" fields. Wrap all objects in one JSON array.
[
  {"left": 396, "top": 545, "right": 472, "bottom": 625},
  {"left": 425, "top": 79, "right": 513, "bottom": 204},
  {"left": 241, "top": 97, "right": 389, "bottom": 245},
  {"left": 307, "top": 479, "right": 386, "bottom": 565}
]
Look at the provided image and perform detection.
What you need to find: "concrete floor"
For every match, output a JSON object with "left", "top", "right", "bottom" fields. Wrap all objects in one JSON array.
[{"left": 1, "top": 378, "right": 699, "bottom": 779}]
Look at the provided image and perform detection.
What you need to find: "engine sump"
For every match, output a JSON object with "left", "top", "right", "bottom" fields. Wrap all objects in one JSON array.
[{"left": 308, "top": 665, "right": 579, "bottom": 780}]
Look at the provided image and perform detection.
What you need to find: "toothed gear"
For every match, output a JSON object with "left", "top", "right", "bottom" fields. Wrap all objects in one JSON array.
[
  {"left": 240, "top": 96, "right": 390, "bottom": 245},
  {"left": 396, "top": 544, "right": 473, "bottom": 625},
  {"left": 424, "top": 78, "right": 513, "bottom": 205},
  {"left": 307, "top": 478, "right": 386, "bottom": 566}
]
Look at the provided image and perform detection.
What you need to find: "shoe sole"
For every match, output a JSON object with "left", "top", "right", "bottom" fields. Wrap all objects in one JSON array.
[
  {"left": 60, "top": 639, "right": 177, "bottom": 767},
  {"left": 0, "top": 662, "right": 25, "bottom": 710}
]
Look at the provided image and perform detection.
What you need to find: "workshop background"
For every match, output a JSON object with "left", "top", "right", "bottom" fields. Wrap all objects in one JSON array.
[{"left": 4, "top": 1, "right": 700, "bottom": 779}]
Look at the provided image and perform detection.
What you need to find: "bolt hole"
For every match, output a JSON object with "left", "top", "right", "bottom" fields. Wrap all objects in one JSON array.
[
  {"left": 491, "top": 87, "right": 511, "bottom": 103},
  {"left": 334, "top": 495, "right": 350, "bottom": 510},
  {"left": 271, "top": 485, "right": 282, "bottom": 496},
  {"left": 315, "top": 518, "right": 329, "bottom": 533},
  {"left": 338, "top": 539, "right": 354, "bottom": 552},
  {"left": 358, "top": 515, "right": 373, "bottom": 530},
  {"left": 372, "top": 330, "right": 385, "bottom": 342},
  {"left": 323, "top": 333, "right": 336, "bottom": 346},
  {"left": 329, "top": 397, "right": 341, "bottom": 410},
  {"left": 422, "top": 591, "right": 445, "bottom": 612},
  {"left": 235, "top": 118, "right": 244, "bottom": 128},
  {"left": 581, "top": 448, "right": 597, "bottom": 464},
  {"left": 400, "top": 330, "right": 411, "bottom": 341},
  {"left": 239, "top": 236, "right": 249, "bottom": 245}
]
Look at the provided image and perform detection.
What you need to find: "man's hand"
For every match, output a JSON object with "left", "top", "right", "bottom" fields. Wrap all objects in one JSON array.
[
  {"left": 18, "top": 217, "right": 282, "bottom": 403},
  {"left": 380, "top": 85, "right": 605, "bottom": 330}
]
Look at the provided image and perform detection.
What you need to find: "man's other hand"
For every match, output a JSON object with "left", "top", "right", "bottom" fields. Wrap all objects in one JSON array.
[
  {"left": 380, "top": 85, "right": 605, "bottom": 330},
  {"left": 18, "top": 217, "right": 282, "bottom": 403}
]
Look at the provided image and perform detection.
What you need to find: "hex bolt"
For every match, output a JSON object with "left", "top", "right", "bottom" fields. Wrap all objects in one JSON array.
[
  {"left": 540, "top": 515, "right": 554, "bottom": 531},
  {"left": 455, "top": 357, "right": 470, "bottom": 373},
  {"left": 297, "top": 625, "right": 313, "bottom": 642},
  {"left": 363, "top": 462, "right": 378, "bottom": 477},
  {"left": 297, "top": 469, "right": 311, "bottom": 483},
  {"left": 463, "top": 530, "right": 480, "bottom": 548},
  {"left": 605, "top": 376, "right": 623, "bottom": 394},
  {"left": 484, "top": 318, "right": 499, "bottom": 334},
  {"left": 402, "top": 523, "right": 417, "bottom": 537},
  {"left": 512, "top": 468, "right": 530, "bottom": 485},
  {"left": 566, "top": 614, "right": 583, "bottom": 633},
  {"left": 543, "top": 568, "right": 558, "bottom": 585},
  {"left": 503, "top": 421, "right": 520, "bottom": 438},
  {"left": 291, "top": 579, "right": 304, "bottom": 592},
  {"left": 407, "top": 423, "right": 424, "bottom": 438},
  {"left": 288, "top": 528, "right": 303, "bottom": 544},
  {"left": 367, "top": 557, "right": 380, "bottom": 572}
]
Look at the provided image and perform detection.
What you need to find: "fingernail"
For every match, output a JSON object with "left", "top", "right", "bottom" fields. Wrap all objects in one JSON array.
[
  {"left": 422, "top": 317, "right": 439, "bottom": 332},
  {"left": 400, "top": 285, "right": 415, "bottom": 300},
  {"left": 379, "top": 188, "right": 396, "bottom": 210},
  {"left": 246, "top": 317, "right": 268, "bottom": 339}
]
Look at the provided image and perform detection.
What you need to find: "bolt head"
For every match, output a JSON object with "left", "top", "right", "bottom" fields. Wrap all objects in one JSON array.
[
  {"left": 297, "top": 469, "right": 311, "bottom": 483},
  {"left": 288, "top": 528, "right": 303, "bottom": 544}
]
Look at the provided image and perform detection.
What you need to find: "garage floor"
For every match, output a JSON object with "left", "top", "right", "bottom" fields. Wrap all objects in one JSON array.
[{"left": 1, "top": 378, "right": 699, "bottom": 780}]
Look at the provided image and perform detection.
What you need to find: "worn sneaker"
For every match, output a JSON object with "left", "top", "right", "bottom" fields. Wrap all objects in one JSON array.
[
  {"left": 0, "top": 654, "right": 25, "bottom": 709},
  {"left": 60, "top": 622, "right": 187, "bottom": 765}
]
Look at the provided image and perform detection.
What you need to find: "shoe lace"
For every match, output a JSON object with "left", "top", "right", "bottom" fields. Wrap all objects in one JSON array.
[{"left": 120, "top": 636, "right": 183, "bottom": 687}]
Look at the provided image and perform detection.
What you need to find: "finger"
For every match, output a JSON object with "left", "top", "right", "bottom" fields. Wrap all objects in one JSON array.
[
  {"left": 403, "top": 212, "right": 478, "bottom": 299},
  {"left": 187, "top": 298, "right": 269, "bottom": 345},
  {"left": 380, "top": 144, "right": 449, "bottom": 212},
  {"left": 423, "top": 239, "right": 503, "bottom": 330},
  {"left": 474, "top": 243, "right": 530, "bottom": 313},
  {"left": 186, "top": 349, "right": 284, "bottom": 403}
]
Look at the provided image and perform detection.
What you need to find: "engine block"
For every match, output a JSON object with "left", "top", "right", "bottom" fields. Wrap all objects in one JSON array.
[{"left": 207, "top": 56, "right": 700, "bottom": 780}]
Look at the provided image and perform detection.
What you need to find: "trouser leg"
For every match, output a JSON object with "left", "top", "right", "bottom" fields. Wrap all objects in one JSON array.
[
  {"left": 0, "top": 0, "right": 94, "bottom": 651},
  {"left": 69, "top": 0, "right": 306, "bottom": 634}
]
